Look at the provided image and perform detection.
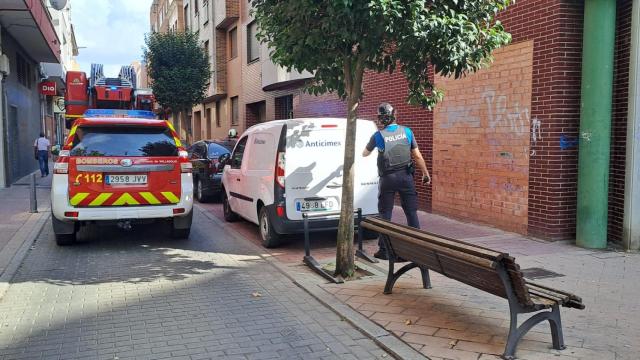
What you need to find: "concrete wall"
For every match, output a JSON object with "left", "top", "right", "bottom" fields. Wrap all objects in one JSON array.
[{"left": 1, "top": 31, "right": 42, "bottom": 183}]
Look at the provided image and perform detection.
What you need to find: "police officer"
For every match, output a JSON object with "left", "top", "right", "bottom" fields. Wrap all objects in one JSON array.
[{"left": 362, "top": 102, "right": 431, "bottom": 260}]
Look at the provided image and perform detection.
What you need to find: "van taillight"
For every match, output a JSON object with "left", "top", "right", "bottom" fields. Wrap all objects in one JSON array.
[
  {"left": 276, "top": 152, "right": 285, "bottom": 188},
  {"left": 54, "top": 150, "right": 70, "bottom": 174}
]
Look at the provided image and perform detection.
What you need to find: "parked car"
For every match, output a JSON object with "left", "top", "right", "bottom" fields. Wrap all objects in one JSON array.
[
  {"left": 51, "top": 113, "right": 194, "bottom": 245},
  {"left": 221, "top": 118, "right": 379, "bottom": 248},
  {"left": 188, "top": 139, "right": 236, "bottom": 202}
]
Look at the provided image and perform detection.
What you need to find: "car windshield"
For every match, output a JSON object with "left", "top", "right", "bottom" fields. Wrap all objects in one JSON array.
[
  {"left": 70, "top": 126, "right": 178, "bottom": 157},
  {"left": 208, "top": 142, "right": 234, "bottom": 158}
]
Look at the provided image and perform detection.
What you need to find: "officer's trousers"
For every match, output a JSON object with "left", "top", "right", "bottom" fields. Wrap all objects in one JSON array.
[{"left": 377, "top": 170, "right": 420, "bottom": 248}]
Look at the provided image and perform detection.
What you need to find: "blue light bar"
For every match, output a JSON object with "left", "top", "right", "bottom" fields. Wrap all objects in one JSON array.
[{"left": 83, "top": 109, "right": 157, "bottom": 119}]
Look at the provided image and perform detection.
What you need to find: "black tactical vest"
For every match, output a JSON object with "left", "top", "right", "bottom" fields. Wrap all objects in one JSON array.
[{"left": 377, "top": 125, "right": 412, "bottom": 176}]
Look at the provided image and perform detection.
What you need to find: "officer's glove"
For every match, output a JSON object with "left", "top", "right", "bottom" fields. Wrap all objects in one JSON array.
[{"left": 422, "top": 174, "right": 431, "bottom": 185}]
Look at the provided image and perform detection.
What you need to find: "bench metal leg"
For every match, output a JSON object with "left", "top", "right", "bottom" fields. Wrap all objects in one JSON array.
[
  {"left": 384, "top": 260, "right": 424, "bottom": 295},
  {"left": 502, "top": 304, "right": 566, "bottom": 359},
  {"left": 419, "top": 266, "right": 432, "bottom": 289}
]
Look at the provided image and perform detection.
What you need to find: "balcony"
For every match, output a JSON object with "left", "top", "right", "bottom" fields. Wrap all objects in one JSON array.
[
  {"left": 261, "top": 46, "right": 313, "bottom": 91},
  {"left": 214, "top": 0, "right": 238, "bottom": 30},
  {"left": 0, "top": 0, "right": 60, "bottom": 63}
]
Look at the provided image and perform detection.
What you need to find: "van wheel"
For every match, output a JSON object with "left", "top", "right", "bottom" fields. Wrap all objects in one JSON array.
[
  {"left": 259, "top": 207, "right": 280, "bottom": 248},
  {"left": 55, "top": 232, "right": 76, "bottom": 246},
  {"left": 222, "top": 192, "right": 238, "bottom": 222},
  {"left": 195, "top": 179, "right": 209, "bottom": 203}
]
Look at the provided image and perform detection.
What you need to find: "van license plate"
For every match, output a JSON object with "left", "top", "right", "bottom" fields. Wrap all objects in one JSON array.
[
  {"left": 106, "top": 174, "right": 147, "bottom": 185},
  {"left": 296, "top": 199, "right": 334, "bottom": 212}
]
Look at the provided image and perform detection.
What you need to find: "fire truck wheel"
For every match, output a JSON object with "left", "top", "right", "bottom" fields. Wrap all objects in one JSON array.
[
  {"left": 55, "top": 232, "right": 76, "bottom": 246},
  {"left": 171, "top": 227, "right": 191, "bottom": 239},
  {"left": 171, "top": 212, "right": 192, "bottom": 239}
]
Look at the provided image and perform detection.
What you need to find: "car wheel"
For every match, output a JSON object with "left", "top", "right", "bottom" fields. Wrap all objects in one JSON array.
[
  {"left": 259, "top": 207, "right": 280, "bottom": 248},
  {"left": 55, "top": 232, "right": 76, "bottom": 246},
  {"left": 222, "top": 191, "right": 238, "bottom": 222},
  {"left": 195, "top": 179, "right": 208, "bottom": 203}
]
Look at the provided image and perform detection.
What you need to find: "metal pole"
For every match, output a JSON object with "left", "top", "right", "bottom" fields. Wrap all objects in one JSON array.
[
  {"left": 303, "top": 213, "right": 310, "bottom": 257},
  {"left": 357, "top": 208, "right": 363, "bottom": 251},
  {"left": 576, "top": 0, "right": 617, "bottom": 249},
  {"left": 29, "top": 173, "right": 38, "bottom": 213}
]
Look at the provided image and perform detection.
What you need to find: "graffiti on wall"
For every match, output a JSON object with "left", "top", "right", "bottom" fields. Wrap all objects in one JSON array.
[{"left": 482, "top": 89, "right": 530, "bottom": 135}]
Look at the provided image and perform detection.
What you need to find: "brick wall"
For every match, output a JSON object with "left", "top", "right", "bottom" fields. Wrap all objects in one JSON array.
[
  {"left": 497, "top": 0, "right": 585, "bottom": 240},
  {"left": 432, "top": 41, "right": 534, "bottom": 234},
  {"left": 360, "top": 71, "right": 434, "bottom": 211},
  {"left": 609, "top": 0, "right": 633, "bottom": 242}
]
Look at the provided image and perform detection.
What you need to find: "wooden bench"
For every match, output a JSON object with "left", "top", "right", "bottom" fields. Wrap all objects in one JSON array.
[{"left": 360, "top": 217, "right": 585, "bottom": 360}]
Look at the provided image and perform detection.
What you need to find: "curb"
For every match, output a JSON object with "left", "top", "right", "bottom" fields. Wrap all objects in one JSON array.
[
  {"left": 0, "top": 211, "right": 50, "bottom": 299},
  {"left": 197, "top": 204, "right": 428, "bottom": 360}
]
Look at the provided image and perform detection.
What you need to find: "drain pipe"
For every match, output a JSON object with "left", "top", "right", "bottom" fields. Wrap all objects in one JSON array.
[
  {"left": 576, "top": 0, "right": 617, "bottom": 249},
  {"left": 623, "top": 0, "right": 640, "bottom": 251}
]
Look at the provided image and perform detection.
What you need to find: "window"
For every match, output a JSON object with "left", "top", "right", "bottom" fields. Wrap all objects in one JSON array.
[
  {"left": 184, "top": 4, "right": 190, "bottom": 30},
  {"left": 203, "top": 0, "right": 209, "bottom": 24},
  {"left": 215, "top": 101, "right": 221, "bottom": 127},
  {"left": 205, "top": 108, "right": 212, "bottom": 138},
  {"left": 275, "top": 95, "right": 294, "bottom": 120},
  {"left": 16, "top": 54, "right": 32, "bottom": 89},
  {"left": 207, "top": 142, "right": 232, "bottom": 159},
  {"left": 229, "top": 27, "right": 237, "bottom": 59},
  {"left": 230, "top": 136, "right": 248, "bottom": 169},
  {"left": 70, "top": 126, "right": 178, "bottom": 157},
  {"left": 231, "top": 97, "right": 239, "bottom": 126},
  {"left": 247, "top": 21, "right": 260, "bottom": 63}
]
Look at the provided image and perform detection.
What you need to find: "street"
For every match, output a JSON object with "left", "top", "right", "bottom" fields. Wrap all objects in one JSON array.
[{"left": 0, "top": 208, "right": 390, "bottom": 360}]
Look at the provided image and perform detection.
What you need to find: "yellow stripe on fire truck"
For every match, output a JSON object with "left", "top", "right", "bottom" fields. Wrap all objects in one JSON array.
[{"left": 69, "top": 192, "right": 180, "bottom": 206}]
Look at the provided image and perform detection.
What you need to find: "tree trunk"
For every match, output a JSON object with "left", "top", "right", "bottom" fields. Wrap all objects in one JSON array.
[{"left": 335, "top": 59, "right": 364, "bottom": 279}]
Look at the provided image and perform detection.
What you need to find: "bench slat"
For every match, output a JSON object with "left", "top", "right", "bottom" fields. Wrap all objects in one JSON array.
[
  {"left": 437, "top": 254, "right": 508, "bottom": 298},
  {"left": 365, "top": 222, "right": 499, "bottom": 269},
  {"left": 392, "top": 241, "right": 443, "bottom": 273},
  {"left": 363, "top": 218, "right": 506, "bottom": 262}
]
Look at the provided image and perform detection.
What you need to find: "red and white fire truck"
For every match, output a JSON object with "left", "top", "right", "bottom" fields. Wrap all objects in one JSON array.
[{"left": 51, "top": 64, "right": 193, "bottom": 246}]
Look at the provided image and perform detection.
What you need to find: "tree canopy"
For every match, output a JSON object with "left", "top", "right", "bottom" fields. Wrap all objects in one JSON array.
[
  {"left": 144, "top": 31, "right": 211, "bottom": 116},
  {"left": 251, "top": 0, "right": 512, "bottom": 277}
]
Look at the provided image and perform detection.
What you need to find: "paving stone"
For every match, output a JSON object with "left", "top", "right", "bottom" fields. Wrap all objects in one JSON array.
[{"left": 0, "top": 209, "right": 389, "bottom": 359}]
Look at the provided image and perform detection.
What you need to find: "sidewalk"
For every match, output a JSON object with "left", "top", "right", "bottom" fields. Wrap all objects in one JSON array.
[
  {"left": 317, "top": 211, "right": 639, "bottom": 360},
  {"left": 0, "top": 171, "right": 51, "bottom": 295}
]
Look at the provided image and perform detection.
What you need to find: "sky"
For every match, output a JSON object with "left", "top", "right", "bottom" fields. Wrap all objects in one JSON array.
[{"left": 70, "top": 0, "right": 154, "bottom": 77}]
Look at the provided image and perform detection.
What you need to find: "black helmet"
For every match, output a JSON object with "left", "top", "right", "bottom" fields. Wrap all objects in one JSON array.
[{"left": 377, "top": 102, "right": 395, "bottom": 126}]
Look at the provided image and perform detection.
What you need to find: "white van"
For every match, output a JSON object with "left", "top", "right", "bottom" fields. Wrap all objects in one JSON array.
[{"left": 221, "top": 118, "right": 379, "bottom": 247}]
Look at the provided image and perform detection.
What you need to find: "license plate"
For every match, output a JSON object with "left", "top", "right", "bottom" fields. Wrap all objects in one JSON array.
[
  {"left": 106, "top": 174, "right": 147, "bottom": 185},
  {"left": 296, "top": 199, "right": 335, "bottom": 212}
]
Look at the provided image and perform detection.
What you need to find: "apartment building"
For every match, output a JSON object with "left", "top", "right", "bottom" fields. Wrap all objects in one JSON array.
[
  {"left": 180, "top": 0, "right": 344, "bottom": 144},
  {"left": 149, "top": 0, "right": 187, "bottom": 135}
]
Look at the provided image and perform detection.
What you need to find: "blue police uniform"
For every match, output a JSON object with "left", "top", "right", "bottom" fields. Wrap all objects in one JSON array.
[{"left": 366, "top": 124, "right": 420, "bottom": 233}]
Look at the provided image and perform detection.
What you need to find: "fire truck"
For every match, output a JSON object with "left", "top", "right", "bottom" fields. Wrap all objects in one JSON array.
[
  {"left": 51, "top": 64, "right": 193, "bottom": 246},
  {"left": 64, "top": 64, "right": 156, "bottom": 127}
]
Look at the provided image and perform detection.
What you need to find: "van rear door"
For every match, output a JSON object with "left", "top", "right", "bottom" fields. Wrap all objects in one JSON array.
[{"left": 284, "top": 119, "right": 378, "bottom": 221}]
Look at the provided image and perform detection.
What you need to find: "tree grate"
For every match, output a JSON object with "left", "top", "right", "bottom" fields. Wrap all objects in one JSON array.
[{"left": 521, "top": 267, "right": 565, "bottom": 280}]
